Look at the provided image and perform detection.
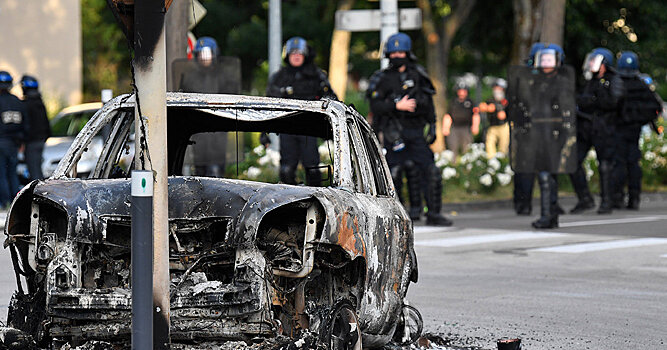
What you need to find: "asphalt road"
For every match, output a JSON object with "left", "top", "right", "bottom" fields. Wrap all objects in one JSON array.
[
  {"left": 409, "top": 193, "right": 667, "bottom": 350},
  {"left": 1, "top": 194, "right": 666, "bottom": 349}
]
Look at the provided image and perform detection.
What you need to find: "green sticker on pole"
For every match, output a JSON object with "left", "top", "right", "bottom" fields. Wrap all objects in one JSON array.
[{"left": 131, "top": 170, "right": 154, "bottom": 197}]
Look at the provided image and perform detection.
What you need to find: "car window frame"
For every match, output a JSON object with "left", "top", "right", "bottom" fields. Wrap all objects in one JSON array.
[{"left": 346, "top": 118, "right": 376, "bottom": 196}]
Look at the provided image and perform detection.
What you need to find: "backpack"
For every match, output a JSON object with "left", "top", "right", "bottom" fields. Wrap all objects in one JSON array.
[{"left": 618, "top": 73, "right": 662, "bottom": 125}]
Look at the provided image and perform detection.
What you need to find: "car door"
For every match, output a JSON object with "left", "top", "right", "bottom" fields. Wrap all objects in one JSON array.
[{"left": 344, "top": 115, "right": 413, "bottom": 337}]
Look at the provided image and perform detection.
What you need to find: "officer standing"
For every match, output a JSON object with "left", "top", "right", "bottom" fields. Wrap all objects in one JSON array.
[
  {"left": 266, "top": 37, "right": 337, "bottom": 186},
  {"left": 611, "top": 51, "right": 662, "bottom": 210},
  {"left": 0, "top": 71, "right": 28, "bottom": 208},
  {"left": 369, "top": 32, "right": 452, "bottom": 226},
  {"left": 507, "top": 45, "right": 577, "bottom": 228},
  {"left": 20, "top": 75, "right": 50, "bottom": 181},
  {"left": 481, "top": 79, "right": 509, "bottom": 158},
  {"left": 178, "top": 37, "right": 238, "bottom": 177},
  {"left": 442, "top": 84, "right": 480, "bottom": 160},
  {"left": 577, "top": 48, "right": 624, "bottom": 214}
]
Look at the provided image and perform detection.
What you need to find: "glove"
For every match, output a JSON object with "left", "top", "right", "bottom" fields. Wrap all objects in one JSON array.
[{"left": 424, "top": 123, "right": 436, "bottom": 145}]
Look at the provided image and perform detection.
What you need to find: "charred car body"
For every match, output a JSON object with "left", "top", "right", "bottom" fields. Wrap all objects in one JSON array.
[{"left": 4, "top": 93, "right": 419, "bottom": 348}]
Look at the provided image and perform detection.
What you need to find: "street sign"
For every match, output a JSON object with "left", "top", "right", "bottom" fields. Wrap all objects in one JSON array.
[
  {"left": 188, "top": 0, "right": 207, "bottom": 30},
  {"left": 335, "top": 8, "right": 422, "bottom": 32}
]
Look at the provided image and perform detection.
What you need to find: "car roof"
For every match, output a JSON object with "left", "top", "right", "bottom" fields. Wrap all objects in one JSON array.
[{"left": 56, "top": 102, "right": 103, "bottom": 117}]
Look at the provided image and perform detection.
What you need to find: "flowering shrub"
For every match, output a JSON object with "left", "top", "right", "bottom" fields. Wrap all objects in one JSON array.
[
  {"left": 435, "top": 143, "right": 513, "bottom": 194},
  {"left": 639, "top": 119, "right": 667, "bottom": 187}
]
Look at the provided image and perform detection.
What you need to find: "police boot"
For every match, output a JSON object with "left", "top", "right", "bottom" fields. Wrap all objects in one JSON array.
[
  {"left": 627, "top": 190, "right": 640, "bottom": 210},
  {"left": 405, "top": 161, "right": 423, "bottom": 221},
  {"left": 570, "top": 190, "right": 595, "bottom": 214},
  {"left": 597, "top": 161, "right": 613, "bottom": 214},
  {"left": 532, "top": 172, "right": 558, "bottom": 229},
  {"left": 611, "top": 191, "right": 625, "bottom": 209},
  {"left": 425, "top": 165, "right": 452, "bottom": 226}
]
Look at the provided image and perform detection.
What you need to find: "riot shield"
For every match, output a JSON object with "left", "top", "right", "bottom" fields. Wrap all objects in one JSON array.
[
  {"left": 172, "top": 57, "right": 242, "bottom": 175},
  {"left": 171, "top": 56, "right": 241, "bottom": 93},
  {"left": 508, "top": 65, "right": 577, "bottom": 174}
]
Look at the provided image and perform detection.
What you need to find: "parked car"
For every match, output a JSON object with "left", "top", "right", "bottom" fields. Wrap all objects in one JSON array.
[
  {"left": 17, "top": 102, "right": 103, "bottom": 183},
  {"left": 3, "top": 93, "right": 420, "bottom": 349}
]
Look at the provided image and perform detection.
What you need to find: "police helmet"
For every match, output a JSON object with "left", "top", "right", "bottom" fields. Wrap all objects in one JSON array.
[
  {"left": 194, "top": 36, "right": 219, "bottom": 56},
  {"left": 617, "top": 51, "right": 639, "bottom": 72},
  {"left": 384, "top": 32, "right": 412, "bottom": 57},
  {"left": 582, "top": 47, "right": 613, "bottom": 80},
  {"left": 455, "top": 81, "right": 468, "bottom": 91},
  {"left": 591, "top": 47, "right": 614, "bottom": 66},
  {"left": 20, "top": 75, "right": 39, "bottom": 89},
  {"left": 284, "top": 36, "right": 309, "bottom": 56},
  {"left": 0, "top": 70, "right": 13, "bottom": 89}
]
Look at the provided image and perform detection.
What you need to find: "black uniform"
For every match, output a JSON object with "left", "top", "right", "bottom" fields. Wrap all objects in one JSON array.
[
  {"left": 0, "top": 91, "right": 28, "bottom": 206},
  {"left": 266, "top": 57, "right": 336, "bottom": 186},
  {"left": 574, "top": 69, "right": 624, "bottom": 213},
  {"left": 22, "top": 90, "right": 50, "bottom": 180},
  {"left": 369, "top": 62, "right": 451, "bottom": 225},
  {"left": 611, "top": 72, "right": 662, "bottom": 209}
]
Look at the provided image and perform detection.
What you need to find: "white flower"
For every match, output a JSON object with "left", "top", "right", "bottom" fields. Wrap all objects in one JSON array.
[
  {"left": 463, "top": 180, "right": 470, "bottom": 188},
  {"left": 488, "top": 157, "right": 501, "bottom": 171},
  {"left": 266, "top": 149, "right": 281, "bottom": 166},
  {"left": 495, "top": 151, "right": 507, "bottom": 159},
  {"left": 466, "top": 163, "right": 473, "bottom": 171},
  {"left": 660, "top": 145, "right": 667, "bottom": 154},
  {"left": 586, "top": 149, "right": 597, "bottom": 160},
  {"left": 504, "top": 165, "right": 514, "bottom": 175},
  {"left": 480, "top": 173, "right": 493, "bottom": 187},
  {"left": 645, "top": 151, "right": 656, "bottom": 161},
  {"left": 246, "top": 166, "right": 261, "bottom": 179},
  {"left": 442, "top": 167, "right": 457, "bottom": 180},
  {"left": 253, "top": 145, "right": 264, "bottom": 156},
  {"left": 318, "top": 141, "right": 333, "bottom": 158},
  {"left": 441, "top": 150, "right": 455, "bottom": 163},
  {"left": 497, "top": 173, "right": 512, "bottom": 186}
]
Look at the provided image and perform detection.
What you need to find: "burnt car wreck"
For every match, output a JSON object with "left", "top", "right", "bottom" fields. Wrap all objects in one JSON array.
[{"left": 4, "top": 93, "right": 420, "bottom": 349}]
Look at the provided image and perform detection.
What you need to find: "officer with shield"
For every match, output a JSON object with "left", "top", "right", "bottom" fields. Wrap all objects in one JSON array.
[
  {"left": 369, "top": 32, "right": 452, "bottom": 226},
  {"left": 611, "top": 51, "right": 662, "bottom": 210},
  {"left": 177, "top": 36, "right": 241, "bottom": 177},
  {"left": 576, "top": 48, "right": 624, "bottom": 214},
  {"left": 266, "top": 37, "right": 337, "bottom": 186},
  {"left": 507, "top": 44, "right": 577, "bottom": 228}
]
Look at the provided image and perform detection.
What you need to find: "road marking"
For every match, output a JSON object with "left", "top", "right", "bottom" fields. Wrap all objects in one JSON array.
[
  {"left": 414, "top": 226, "right": 458, "bottom": 234},
  {"left": 559, "top": 216, "right": 667, "bottom": 228},
  {"left": 415, "top": 231, "right": 568, "bottom": 248},
  {"left": 532, "top": 238, "right": 667, "bottom": 253},
  {"left": 660, "top": 254, "right": 667, "bottom": 258}
]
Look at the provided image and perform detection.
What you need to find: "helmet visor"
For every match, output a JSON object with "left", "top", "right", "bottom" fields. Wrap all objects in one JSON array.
[{"left": 535, "top": 49, "right": 558, "bottom": 68}]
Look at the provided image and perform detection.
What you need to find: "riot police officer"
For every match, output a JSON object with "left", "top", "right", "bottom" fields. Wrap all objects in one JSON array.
[
  {"left": 507, "top": 44, "right": 577, "bottom": 228},
  {"left": 369, "top": 32, "right": 452, "bottom": 226},
  {"left": 20, "top": 75, "right": 50, "bottom": 181},
  {"left": 577, "top": 48, "right": 624, "bottom": 214},
  {"left": 266, "top": 37, "right": 337, "bottom": 186},
  {"left": 178, "top": 36, "right": 238, "bottom": 177},
  {"left": 442, "top": 83, "right": 480, "bottom": 160},
  {"left": 0, "top": 71, "right": 28, "bottom": 207},
  {"left": 611, "top": 51, "right": 662, "bottom": 210}
]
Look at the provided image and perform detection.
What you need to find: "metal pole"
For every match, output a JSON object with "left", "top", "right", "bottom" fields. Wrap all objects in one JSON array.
[
  {"left": 380, "top": 0, "right": 399, "bottom": 69},
  {"left": 268, "top": 0, "right": 282, "bottom": 76},
  {"left": 131, "top": 170, "right": 153, "bottom": 350},
  {"left": 133, "top": 1, "right": 170, "bottom": 348}
]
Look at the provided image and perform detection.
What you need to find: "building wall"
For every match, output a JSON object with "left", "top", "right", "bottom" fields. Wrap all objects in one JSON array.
[{"left": 0, "top": 0, "right": 82, "bottom": 106}]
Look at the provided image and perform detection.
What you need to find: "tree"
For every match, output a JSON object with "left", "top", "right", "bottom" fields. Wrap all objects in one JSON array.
[{"left": 328, "top": 0, "right": 356, "bottom": 99}]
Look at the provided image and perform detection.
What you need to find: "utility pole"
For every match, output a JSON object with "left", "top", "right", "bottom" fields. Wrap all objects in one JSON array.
[
  {"left": 268, "top": 0, "right": 282, "bottom": 76},
  {"left": 132, "top": 1, "right": 170, "bottom": 348},
  {"left": 165, "top": 0, "right": 188, "bottom": 89},
  {"left": 380, "top": 0, "right": 399, "bottom": 69}
]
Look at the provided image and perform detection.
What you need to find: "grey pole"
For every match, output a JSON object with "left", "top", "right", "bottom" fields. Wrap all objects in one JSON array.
[
  {"left": 133, "top": 1, "right": 170, "bottom": 348},
  {"left": 268, "top": 0, "right": 282, "bottom": 76},
  {"left": 380, "top": 0, "right": 399, "bottom": 69},
  {"left": 131, "top": 170, "right": 154, "bottom": 350}
]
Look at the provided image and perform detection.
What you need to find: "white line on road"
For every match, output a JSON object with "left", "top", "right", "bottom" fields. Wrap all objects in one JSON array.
[
  {"left": 661, "top": 254, "right": 667, "bottom": 258},
  {"left": 415, "top": 231, "right": 568, "bottom": 247},
  {"left": 559, "top": 216, "right": 667, "bottom": 227},
  {"left": 532, "top": 238, "right": 667, "bottom": 253},
  {"left": 413, "top": 226, "right": 458, "bottom": 234}
]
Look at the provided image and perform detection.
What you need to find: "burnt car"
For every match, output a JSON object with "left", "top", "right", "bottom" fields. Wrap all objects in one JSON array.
[{"left": 3, "top": 93, "right": 419, "bottom": 348}]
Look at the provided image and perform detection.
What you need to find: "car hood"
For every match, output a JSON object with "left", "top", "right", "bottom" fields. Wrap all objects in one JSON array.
[{"left": 31, "top": 177, "right": 319, "bottom": 245}]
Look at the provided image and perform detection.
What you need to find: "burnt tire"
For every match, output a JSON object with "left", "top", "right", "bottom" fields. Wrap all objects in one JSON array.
[
  {"left": 320, "top": 300, "right": 362, "bottom": 350},
  {"left": 6, "top": 291, "right": 47, "bottom": 347},
  {"left": 391, "top": 304, "right": 423, "bottom": 345}
]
